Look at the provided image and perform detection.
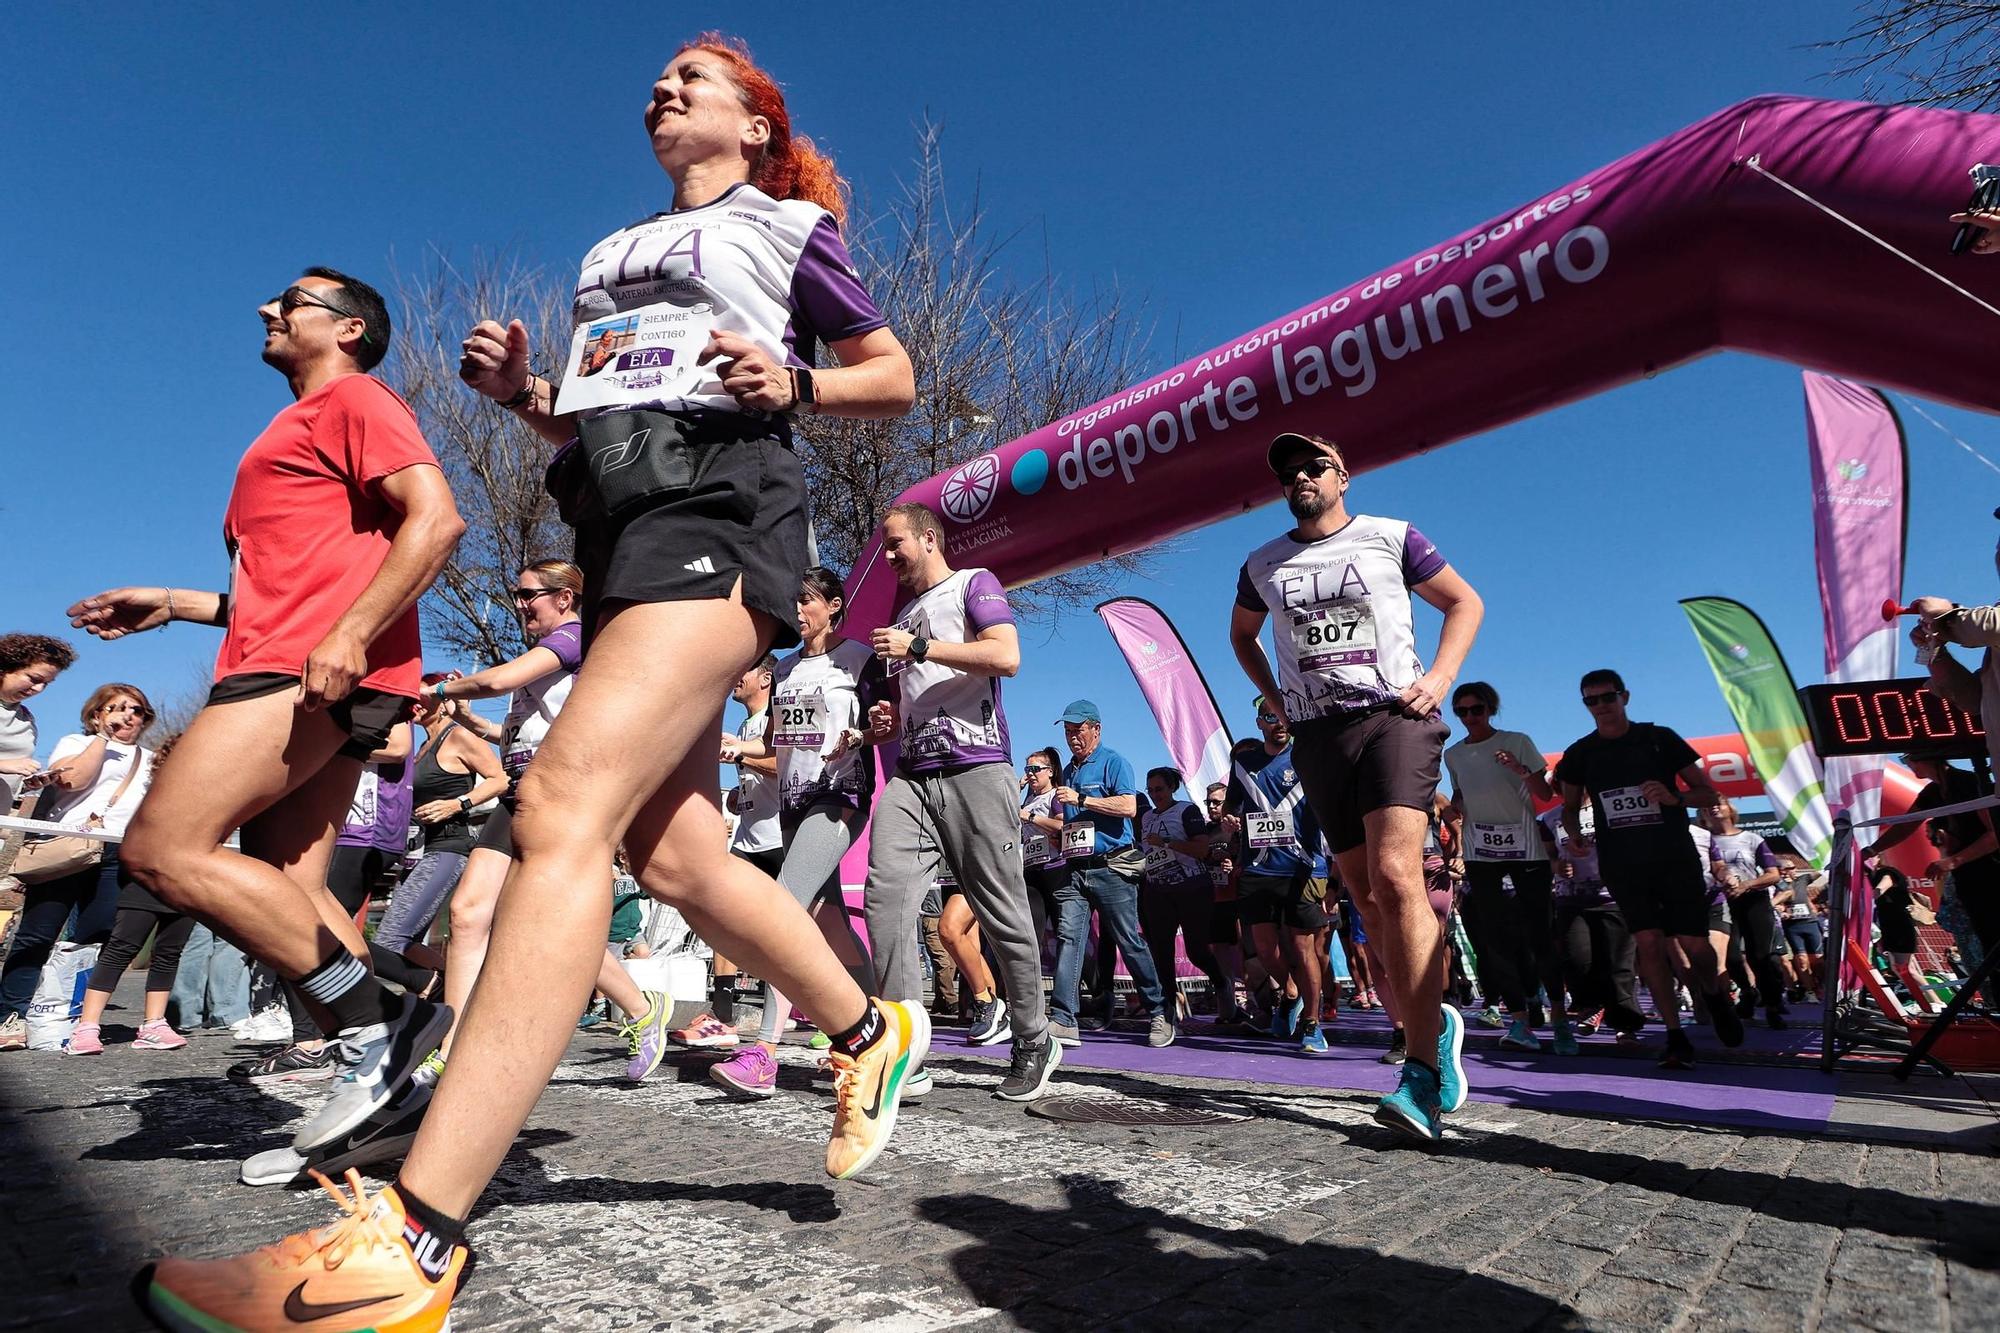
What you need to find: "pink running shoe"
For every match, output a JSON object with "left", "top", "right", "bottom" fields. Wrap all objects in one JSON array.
[
  {"left": 65, "top": 1023, "right": 103, "bottom": 1055},
  {"left": 133, "top": 1020, "right": 188, "bottom": 1050},
  {"left": 710, "top": 1044, "right": 778, "bottom": 1098},
  {"left": 669, "top": 1014, "right": 740, "bottom": 1049}
]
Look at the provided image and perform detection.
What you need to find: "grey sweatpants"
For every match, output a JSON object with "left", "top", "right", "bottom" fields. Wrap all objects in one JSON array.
[
  {"left": 758, "top": 802, "right": 870, "bottom": 1044},
  {"left": 866, "top": 762, "right": 1048, "bottom": 1048}
]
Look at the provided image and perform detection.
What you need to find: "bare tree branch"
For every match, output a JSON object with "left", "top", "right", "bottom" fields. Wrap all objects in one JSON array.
[{"left": 1822, "top": 2, "right": 2000, "bottom": 112}]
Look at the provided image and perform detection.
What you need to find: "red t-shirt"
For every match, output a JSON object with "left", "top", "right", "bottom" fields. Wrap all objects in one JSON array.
[{"left": 217, "top": 374, "right": 439, "bottom": 698}]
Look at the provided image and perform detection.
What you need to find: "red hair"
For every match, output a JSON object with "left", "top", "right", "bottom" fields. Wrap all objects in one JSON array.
[{"left": 686, "top": 32, "right": 849, "bottom": 226}]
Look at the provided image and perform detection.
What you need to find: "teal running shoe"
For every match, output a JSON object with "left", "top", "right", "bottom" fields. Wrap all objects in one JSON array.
[
  {"left": 1437, "top": 1004, "right": 1467, "bottom": 1113},
  {"left": 1551, "top": 1020, "right": 1580, "bottom": 1057},
  {"left": 1299, "top": 1023, "right": 1329, "bottom": 1055},
  {"left": 1374, "top": 1060, "right": 1443, "bottom": 1143}
]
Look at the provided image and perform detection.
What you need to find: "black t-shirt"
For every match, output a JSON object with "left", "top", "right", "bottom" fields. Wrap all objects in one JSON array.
[
  {"left": 1553, "top": 723, "right": 1700, "bottom": 862},
  {"left": 1912, "top": 769, "right": 1999, "bottom": 881},
  {"left": 1873, "top": 865, "right": 1918, "bottom": 947}
]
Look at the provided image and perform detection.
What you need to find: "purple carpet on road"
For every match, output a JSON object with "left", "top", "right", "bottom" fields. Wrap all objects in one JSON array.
[{"left": 936, "top": 1011, "right": 1840, "bottom": 1133}]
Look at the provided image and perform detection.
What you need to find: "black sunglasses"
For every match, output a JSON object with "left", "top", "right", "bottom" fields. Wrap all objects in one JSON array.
[
  {"left": 1581, "top": 690, "right": 1622, "bottom": 706},
  {"left": 1256, "top": 710, "right": 1280, "bottom": 723},
  {"left": 512, "top": 587, "right": 560, "bottom": 603},
  {"left": 1025, "top": 764, "right": 1051, "bottom": 774},
  {"left": 271, "top": 285, "right": 375, "bottom": 344},
  {"left": 1279, "top": 456, "right": 1347, "bottom": 486},
  {"left": 1453, "top": 703, "right": 1489, "bottom": 717}
]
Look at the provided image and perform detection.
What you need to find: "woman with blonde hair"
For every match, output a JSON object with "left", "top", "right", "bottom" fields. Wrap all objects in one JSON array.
[{"left": 1, "top": 683, "right": 159, "bottom": 1051}]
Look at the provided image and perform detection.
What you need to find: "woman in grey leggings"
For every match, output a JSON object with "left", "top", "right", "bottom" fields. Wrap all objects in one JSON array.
[{"left": 712, "top": 567, "right": 883, "bottom": 1098}]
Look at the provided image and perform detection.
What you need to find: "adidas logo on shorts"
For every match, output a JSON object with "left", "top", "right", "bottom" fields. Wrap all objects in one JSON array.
[{"left": 684, "top": 556, "right": 717, "bottom": 574}]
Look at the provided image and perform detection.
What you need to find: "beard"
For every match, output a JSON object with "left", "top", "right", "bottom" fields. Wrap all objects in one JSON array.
[{"left": 1286, "top": 488, "right": 1326, "bottom": 521}]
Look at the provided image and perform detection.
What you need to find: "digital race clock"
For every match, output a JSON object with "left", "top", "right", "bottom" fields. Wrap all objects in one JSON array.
[{"left": 1797, "top": 678, "right": 1989, "bottom": 760}]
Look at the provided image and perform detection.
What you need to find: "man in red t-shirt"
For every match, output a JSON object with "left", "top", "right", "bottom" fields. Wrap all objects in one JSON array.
[{"left": 68, "top": 267, "right": 465, "bottom": 1153}]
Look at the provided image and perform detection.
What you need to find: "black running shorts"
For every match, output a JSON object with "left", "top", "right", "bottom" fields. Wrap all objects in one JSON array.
[
  {"left": 206, "top": 672, "right": 410, "bottom": 761},
  {"left": 1291, "top": 708, "right": 1449, "bottom": 855},
  {"left": 572, "top": 424, "right": 809, "bottom": 652}
]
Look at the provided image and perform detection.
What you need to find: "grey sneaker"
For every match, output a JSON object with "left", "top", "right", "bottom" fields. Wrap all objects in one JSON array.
[
  {"left": 1147, "top": 1013, "right": 1177, "bottom": 1048},
  {"left": 967, "top": 995, "right": 1011, "bottom": 1046},
  {"left": 903, "top": 1067, "right": 934, "bottom": 1099},
  {"left": 291, "top": 994, "right": 452, "bottom": 1152},
  {"left": 1048, "top": 1021, "right": 1081, "bottom": 1048},
  {"left": 241, "top": 1077, "right": 431, "bottom": 1186},
  {"left": 0, "top": 1013, "right": 26, "bottom": 1051},
  {"left": 996, "top": 1037, "right": 1063, "bottom": 1102}
]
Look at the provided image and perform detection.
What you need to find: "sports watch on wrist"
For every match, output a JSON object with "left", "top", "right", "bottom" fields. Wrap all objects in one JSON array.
[
  {"left": 790, "top": 366, "right": 817, "bottom": 414},
  {"left": 908, "top": 635, "right": 930, "bottom": 663}
]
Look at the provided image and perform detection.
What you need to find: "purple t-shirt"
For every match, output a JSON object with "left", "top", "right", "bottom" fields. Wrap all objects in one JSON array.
[
  {"left": 888, "top": 568, "right": 1015, "bottom": 774},
  {"left": 337, "top": 757, "right": 413, "bottom": 852}
]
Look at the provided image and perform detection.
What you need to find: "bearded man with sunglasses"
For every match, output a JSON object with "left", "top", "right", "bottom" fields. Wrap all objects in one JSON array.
[
  {"left": 1230, "top": 432, "right": 1484, "bottom": 1142},
  {"left": 1553, "top": 668, "right": 1741, "bottom": 1071},
  {"left": 68, "top": 267, "right": 465, "bottom": 1151}
]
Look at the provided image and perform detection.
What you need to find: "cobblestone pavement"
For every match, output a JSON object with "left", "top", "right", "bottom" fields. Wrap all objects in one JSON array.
[{"left": 3, "top": 1008, "right": 1996, "bottom": 1332}]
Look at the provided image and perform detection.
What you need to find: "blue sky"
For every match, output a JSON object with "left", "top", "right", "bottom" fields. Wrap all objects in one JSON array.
[{"left": 6, "top": 3, "right": 1996, "bottom": 792}]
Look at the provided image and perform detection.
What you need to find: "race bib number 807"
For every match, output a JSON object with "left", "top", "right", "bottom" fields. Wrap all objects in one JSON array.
[{"left": 1290, "top": 600, "right": 1378, "bottom": 673}]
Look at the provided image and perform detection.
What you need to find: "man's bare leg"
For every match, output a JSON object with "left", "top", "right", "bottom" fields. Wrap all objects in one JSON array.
[{"left": 1336, "top": 806, "right": 1444, "bottom": 1065}]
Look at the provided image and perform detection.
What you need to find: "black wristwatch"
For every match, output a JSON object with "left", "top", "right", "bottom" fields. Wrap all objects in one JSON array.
[
  {"left": 790, "top": 366, "right": 817, "bottom": 414},
  {"left": 908, "top": 635, "right": 930, "bottom": 663},
  {"left": 457, "top": 795, "right": 471, "bottom": 812}
]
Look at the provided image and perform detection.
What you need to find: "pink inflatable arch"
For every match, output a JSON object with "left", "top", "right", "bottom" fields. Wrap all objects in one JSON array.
[{"left": 835, "top": 95, "right": 2000, "bottom": 889}]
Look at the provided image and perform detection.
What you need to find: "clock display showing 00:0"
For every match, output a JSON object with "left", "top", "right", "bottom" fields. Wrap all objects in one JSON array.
[{"left": 1797, "top": 678, "right": 1988, "bottom": 760}]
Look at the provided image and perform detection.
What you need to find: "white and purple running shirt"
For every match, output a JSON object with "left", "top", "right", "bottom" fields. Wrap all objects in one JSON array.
[
  {"left": 501, "top": 621, "right": 585, "bottom": 778},
  {"left": 1236, "top": 514, "right": 1446, "bottom": 723},
  {"left": 571, "top": 183, "right": 885, "bottom": 417},
  {"left": 771, "top": 638, "right": 883, "bottom": 816},
  {"left": 887, "top": 569, "right": 1014, "bottom": 775}
]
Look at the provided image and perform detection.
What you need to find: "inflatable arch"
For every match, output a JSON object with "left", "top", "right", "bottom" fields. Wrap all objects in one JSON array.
[{"left": 835, "top": 94, "right": 2000, "bottom": 886}]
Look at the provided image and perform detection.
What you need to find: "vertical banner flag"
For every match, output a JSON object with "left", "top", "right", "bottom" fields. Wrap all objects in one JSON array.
[
  {"left": 1804, "top": 371, "right": 1906, "bottom": 828},
  {"left": 1804, "top": 372, "right": 1906, "bottom": 985},
  {"left": 1679, "top": 597, "right": 1834, "bottom": 865},
  {"left": 1095, "top": 599, "right": 1234, "bottom": 795}
]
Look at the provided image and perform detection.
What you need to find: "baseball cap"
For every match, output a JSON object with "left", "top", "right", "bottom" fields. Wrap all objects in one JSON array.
[
  {"left": 1266, "top": 432, "right": 1343, "bottom": 478},
  {"left": 1057, "top": 699, "right": 1101, "bottom": 725}
]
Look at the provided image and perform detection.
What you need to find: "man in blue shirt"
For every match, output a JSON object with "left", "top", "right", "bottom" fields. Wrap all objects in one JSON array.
[{"left": 1049, "top": 700, "right": 1174, "bottom": 1048}]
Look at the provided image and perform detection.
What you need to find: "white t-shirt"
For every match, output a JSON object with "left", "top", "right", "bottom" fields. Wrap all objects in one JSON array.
[
  {"left": 771, "top": 639, "right": 881, "bottom": 815},
  {"left": 40, "top": 734, "right": 155, "bottom": 837},
  {"left": 1445, "top": 729, "right": 1548, "bottom": 864},
  {"left": 501, "top": 621, "right": 585, "bottom": 777},
  {"left": 1709, "top": 830, "right": 1776, "bottom": 897},
  {"left": 1020, "top": 788, "right": 1064, "bottom": 870},
  {"left": 0, "top": 699, "right": 37, "bottom": 811},
  {"left": 730, "top": 709, "right": 782, "bottom": 854},
  {"left": 886, "top": 568, "right": 1015, "bottom": 773},
  {"left": 1235, "top": 514, "right": 1447, "bottom": 722},
  {"left": 1140, "top": 800, "right": 1207, "bottom": 883}
]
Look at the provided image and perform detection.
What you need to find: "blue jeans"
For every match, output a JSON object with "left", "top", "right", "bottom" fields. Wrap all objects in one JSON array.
[
  {"left": 1, "top": 852, "right": 122, "bottom": 1020},
  {"left": 1051, "top": 865, "right": 1166, "bottom": 1026},
  {"left": 167, "top": 924, "right": 252, "bottom": 1028}
]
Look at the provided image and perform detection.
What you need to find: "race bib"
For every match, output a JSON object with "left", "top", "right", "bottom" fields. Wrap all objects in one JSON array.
[
  {"left": 1144, "top": 844, "right": 1182, "bottom": 879},
  {"left": 1788, "top": 902, "right": 1814, "bottom": 920},
  {"left": 1210, "top": 863, "right": 1231, "bottom": 888},
  {"left": 1470, "top": 821, "right": 1528, "bottom": 860},
  {"left": 1062, "top": 824, "right": 1097, "bottom": 857},
  {"left": 773, "top": 693, "right": 827, "bottom": 750},
  {"left": 552, "top": 300, "right": 712, "bottom": 415},
  {"left": 1022, "top": 832, "right": 1053, "bottom": 867},
  {"left": 1248, "top": 810, "right": 1295, "bottom": 849},
  {"left": 1289, "top": 599, "right": 1378, "bottom": 673},
  {"left": 1599, "top": 785, "right": 1661, "bottom": 829}
]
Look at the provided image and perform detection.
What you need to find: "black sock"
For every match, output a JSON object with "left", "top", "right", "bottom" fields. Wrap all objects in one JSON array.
[
  {"left": 294, "top": 949, "right": 395, "bottom": 1033},
  {"left": 713, "top": 975, "right": 738, "bottom": 1025},
  {"left": 393, "top": 1180, "right": 467, "bottom": 1280},
  {"left": 831, "top": 999, "right": 885, "bottom": 1059}
]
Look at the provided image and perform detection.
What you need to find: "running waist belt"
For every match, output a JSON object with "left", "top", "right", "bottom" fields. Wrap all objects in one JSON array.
[{"left": 546, "top": 408, "right": 791, "bottom": 525}]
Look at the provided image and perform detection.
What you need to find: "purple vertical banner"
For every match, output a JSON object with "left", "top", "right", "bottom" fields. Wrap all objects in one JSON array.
[
  {"left": 1095, "top": 598, "right": 1235, "bottom": 796},
  {"left": 1804, "top": 371, "right": 1907, "bottom": 989}
]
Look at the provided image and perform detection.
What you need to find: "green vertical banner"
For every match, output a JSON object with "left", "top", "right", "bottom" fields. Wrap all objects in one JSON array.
[{"left": 1679, "top": 596, "right": 1834, "bottom": 866}]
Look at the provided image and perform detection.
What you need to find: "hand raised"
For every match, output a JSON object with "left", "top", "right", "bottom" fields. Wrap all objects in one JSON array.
[
  {"left": 700, "top": 329, "right": 793, "bottom": 413},
  {"left": 67, "top": 587, "right": 170, "bottom": 640},
  {"left": 460, "top": 319, "right": 532, "bottom": 402}
]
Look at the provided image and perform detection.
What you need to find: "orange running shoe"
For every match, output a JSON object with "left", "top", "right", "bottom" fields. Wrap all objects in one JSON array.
[
  {"left": 141, "top": 1169, "right": 463, "bottom": 1332},
  {"left": 825, "top": 999, "right": 930, "bottom": 1181}
]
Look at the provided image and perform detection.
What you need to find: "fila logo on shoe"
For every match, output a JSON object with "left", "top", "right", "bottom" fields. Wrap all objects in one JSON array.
[{"left": 684, "top": 556, "right": 717, "bottom": 574}]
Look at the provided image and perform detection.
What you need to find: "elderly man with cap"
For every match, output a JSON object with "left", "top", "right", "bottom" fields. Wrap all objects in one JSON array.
[
  {"left": 1048, "top": 698, "right": 1176, "bottom": 1048},
  {"left": 1230, "top": 432, "right": 1484, "bottom": 1142}
]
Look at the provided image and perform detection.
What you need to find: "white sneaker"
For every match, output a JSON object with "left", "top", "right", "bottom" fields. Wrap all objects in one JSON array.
[{"left": 230, "top": 1004, "right": 292, "bottom": 1042}]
